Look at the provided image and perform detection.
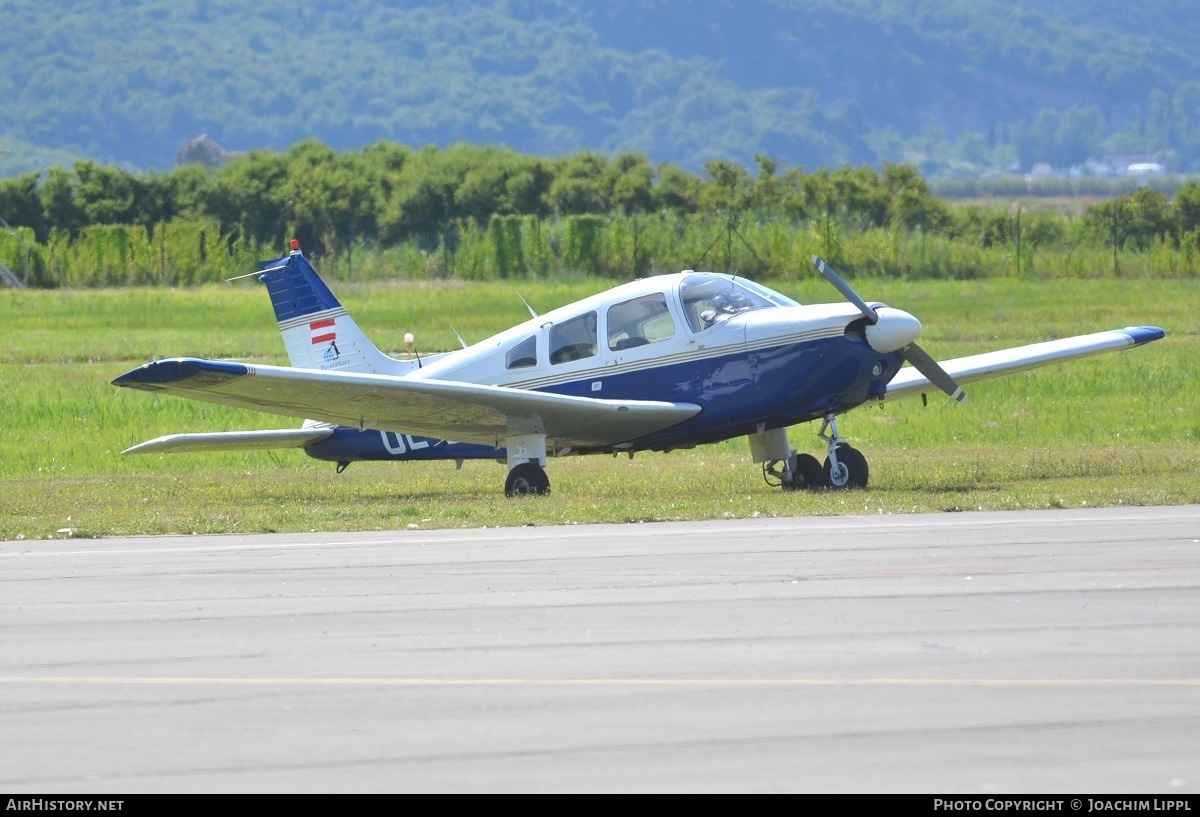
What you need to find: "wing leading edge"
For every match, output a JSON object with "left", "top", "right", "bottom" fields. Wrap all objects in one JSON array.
[
  {"left": 884, "top": 326, "right": 1166, "bottom": 401},
  {"left": 112, "top": 358, "right": 701, "bottom": 449}
]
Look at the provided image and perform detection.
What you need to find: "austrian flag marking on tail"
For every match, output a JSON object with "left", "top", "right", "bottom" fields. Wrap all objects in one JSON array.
[
  {"left": 310, "top": 317, "right": 336, "bottom": 345},
  {"left": 310, "top": 317, "right": 341, "bottom": 361}
]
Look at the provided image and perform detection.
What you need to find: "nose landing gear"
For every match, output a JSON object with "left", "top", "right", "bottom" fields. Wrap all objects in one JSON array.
[{"left": 818, "top": 414, "right": 869, "bottom": 490}]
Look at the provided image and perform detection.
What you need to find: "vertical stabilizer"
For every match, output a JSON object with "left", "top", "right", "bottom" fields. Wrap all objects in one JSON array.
[{"left": 258, "top": 246, "right": 407, "bottom": 374}]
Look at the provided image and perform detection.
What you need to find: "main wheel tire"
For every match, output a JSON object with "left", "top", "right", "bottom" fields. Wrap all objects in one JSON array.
[
  {"left": 504, "top": 462, "right": 551, "bottom": 497},
  {"left": 791, "top": 453, "right": 825, "bottom": 491},
  {"left": 823, "top": 444, "right": 869, "bottom": 489}
]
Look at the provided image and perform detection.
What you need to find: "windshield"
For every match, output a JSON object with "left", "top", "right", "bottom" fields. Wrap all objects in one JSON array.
[{"left": 678, "top": 274, "right": 798, "bottom": 332}]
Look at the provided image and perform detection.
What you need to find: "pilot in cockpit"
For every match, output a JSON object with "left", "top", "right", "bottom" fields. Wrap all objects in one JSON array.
[{"left": 700, "top": 292, "right": 751, "bottom": 328}]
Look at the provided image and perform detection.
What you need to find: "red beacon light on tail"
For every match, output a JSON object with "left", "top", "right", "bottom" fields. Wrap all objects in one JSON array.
[{"left": 289, "top": 239, "right": 301, "bottom": 254}]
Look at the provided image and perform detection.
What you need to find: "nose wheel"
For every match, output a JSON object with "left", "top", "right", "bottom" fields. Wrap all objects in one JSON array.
[
  {"left": 818, "top": 414, "right": 869, "bottom": 489},
  {"left": 824, "top": 443, "right": 868, "bottom": 489}
]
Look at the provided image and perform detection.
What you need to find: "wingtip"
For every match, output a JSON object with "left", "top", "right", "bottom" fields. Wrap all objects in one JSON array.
[
  {"left": 1122, "top": 326, "right": 1167, "bottom": 346},
  {"left": 112, "top": 358, "right": 249, "bottom": 389}
]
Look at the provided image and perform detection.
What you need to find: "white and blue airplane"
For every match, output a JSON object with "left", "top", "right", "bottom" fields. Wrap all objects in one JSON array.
[{"left": 113, "top": 243, "right": 1166, "bottom": 496}]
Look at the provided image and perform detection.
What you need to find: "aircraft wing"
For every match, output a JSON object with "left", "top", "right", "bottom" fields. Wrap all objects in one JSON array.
[
  {"left": 883, "top": 326, "right": 1165, "bottom": 401},
  {"left": 112, "top": 358, "right": 701, "bottom": 449},
  {"left": 121, "top": 427, "right": 335, "bottom": 455}
]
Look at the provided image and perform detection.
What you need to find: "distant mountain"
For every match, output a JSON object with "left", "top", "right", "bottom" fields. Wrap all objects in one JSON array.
[{"left": 2, "top": 0, "right": 1197, "bottom": 177}]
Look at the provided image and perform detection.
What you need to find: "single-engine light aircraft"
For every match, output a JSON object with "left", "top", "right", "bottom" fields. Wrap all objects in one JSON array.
[{"left": 113, "top": 243, "right": 1165, "bottom": 496}]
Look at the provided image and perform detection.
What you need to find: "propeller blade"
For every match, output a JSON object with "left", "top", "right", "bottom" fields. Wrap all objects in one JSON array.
[
  {"left": 812, "top": 256, "right": 878, "bottom": 323},
  {"left": 901, "top": 342, "right": 967, "bottom": 403},
  {"left": 811, "top": 257, "right": 964, "bottom": 403}
]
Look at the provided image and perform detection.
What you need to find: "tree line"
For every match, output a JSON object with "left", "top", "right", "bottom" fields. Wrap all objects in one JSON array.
[{"left": 2, "top": 140, "right": 1200, "bottom": 287}]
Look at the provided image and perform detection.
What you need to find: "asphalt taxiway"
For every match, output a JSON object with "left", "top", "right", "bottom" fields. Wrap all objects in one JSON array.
[{"left": 1, "top": 506, "right": 1198, "bottom": 792}]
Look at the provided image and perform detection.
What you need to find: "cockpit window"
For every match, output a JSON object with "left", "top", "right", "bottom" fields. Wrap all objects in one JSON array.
[
  {"left": 735, "top": 277, "right": 801, "bottom": 308},
  {"left": 549, "top": 311, "right": 598, "bottom": 364},
  {"left": 678, "top": 274, "right": 795, "bottom": 332},
  {"left": 607, "top": 294, "right": 676, "bottom": 351}
]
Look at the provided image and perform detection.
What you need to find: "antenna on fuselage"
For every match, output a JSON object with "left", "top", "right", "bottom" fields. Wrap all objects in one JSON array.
[
  {"left": 516, "top": 291, "right": 538, "bottom": 318},
  {"left": 448, "top": 321, "right": 469, "bottom": 349}
]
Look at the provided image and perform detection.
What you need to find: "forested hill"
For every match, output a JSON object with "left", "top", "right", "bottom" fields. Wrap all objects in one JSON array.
[{"left": 2, "top": 0, "right": 1199, "bottom": 177}]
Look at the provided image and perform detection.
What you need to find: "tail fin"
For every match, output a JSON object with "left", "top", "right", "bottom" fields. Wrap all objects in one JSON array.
[{"left": 257, "top": 247, "right": 410, "bottom": 374}]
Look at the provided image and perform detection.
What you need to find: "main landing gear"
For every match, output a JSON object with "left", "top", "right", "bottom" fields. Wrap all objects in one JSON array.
[
  {"left": 505, "top": 461, "right": 550, "bottom": 496},
  {"left": 504, "top": 433, "right": 551, "bottom": 497},
  {"left": 762, "top": 414, "right": 869, "bottom": 492}
]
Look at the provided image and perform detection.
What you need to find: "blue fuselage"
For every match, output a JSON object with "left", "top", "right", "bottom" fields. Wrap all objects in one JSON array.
[{"left": 304, "top": 332, "right": 903, "bottom": 463}]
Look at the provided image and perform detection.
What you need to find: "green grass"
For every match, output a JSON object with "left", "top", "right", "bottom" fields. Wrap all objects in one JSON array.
[{"left": 1, "top": 276, "right": 1196, "bottom": 540}]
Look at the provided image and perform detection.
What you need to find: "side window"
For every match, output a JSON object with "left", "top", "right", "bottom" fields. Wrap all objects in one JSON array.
[
  {"left": 549, "top": 312, "right": 598, "bottom": 365},
  {"left": 505, "top": 335, "right": 537, "bottom": 369},
  {"left": 607, "top": 294, "right": 676, "bottom": 351}
]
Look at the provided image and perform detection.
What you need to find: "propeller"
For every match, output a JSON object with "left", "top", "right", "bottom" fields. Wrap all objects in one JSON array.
[{"left": 812, "top": 256, "right": 966, "bottom": 403}]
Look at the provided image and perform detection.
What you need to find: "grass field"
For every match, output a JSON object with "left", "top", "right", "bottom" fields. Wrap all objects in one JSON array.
[{"left": 1, "top": 275, "right": 1196, "bottom": 540}]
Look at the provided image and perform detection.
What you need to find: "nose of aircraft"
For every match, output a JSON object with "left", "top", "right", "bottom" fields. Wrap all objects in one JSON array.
[{"left": 863, "top": 306, "right": 922, "bottom": 353}]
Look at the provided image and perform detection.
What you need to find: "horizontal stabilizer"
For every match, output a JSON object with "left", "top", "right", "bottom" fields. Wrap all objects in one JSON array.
[
  {"left": 122, "top": 427, "right": 334, "bottom": 455},
  {"left": 884, "top": 326, "right": 1166, "bottom": 401}
]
